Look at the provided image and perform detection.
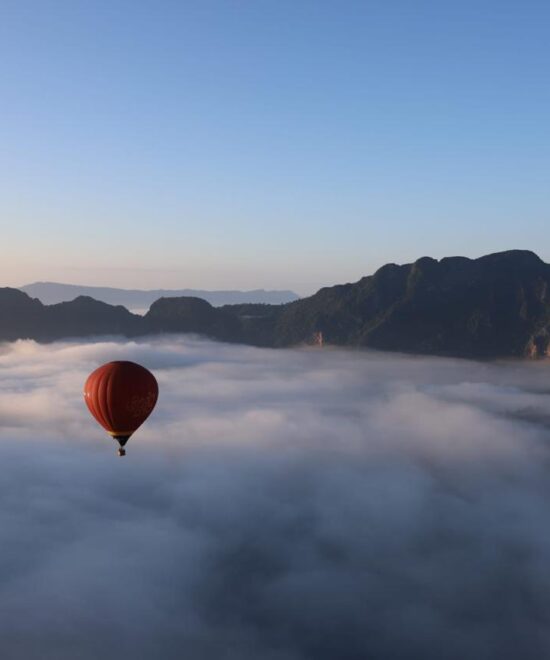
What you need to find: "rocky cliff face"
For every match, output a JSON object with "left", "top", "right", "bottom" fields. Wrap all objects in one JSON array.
[{"left": 271, "top": 250, "right": 550, "bottom": 357}]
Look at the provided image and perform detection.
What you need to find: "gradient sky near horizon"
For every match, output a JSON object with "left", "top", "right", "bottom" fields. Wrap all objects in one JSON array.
[{"left": 1, "top": 0, "right": 549, "bottom": 295}]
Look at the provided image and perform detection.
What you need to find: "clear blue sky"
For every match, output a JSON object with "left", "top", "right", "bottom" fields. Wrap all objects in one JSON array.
[{"left": 1, "top": 0, "right": 549, "bottom": 294}]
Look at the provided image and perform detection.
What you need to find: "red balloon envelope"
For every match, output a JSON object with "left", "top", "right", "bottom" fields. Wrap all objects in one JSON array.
[{"left": 84, "top": 361, "right": 158, "bottom": 456}]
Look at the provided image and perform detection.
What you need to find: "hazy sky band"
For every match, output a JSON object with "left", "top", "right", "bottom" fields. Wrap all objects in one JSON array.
[{"left": 1, "top": 1, "right": 549, "bottom": 292}]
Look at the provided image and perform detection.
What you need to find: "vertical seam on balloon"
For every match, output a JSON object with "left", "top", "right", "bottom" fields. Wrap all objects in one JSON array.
[
  {"left": 97, "top": 368, "right": 111, "bottom": 431},
  {"left": 85, "top": 373, "right": 98, "bottom": 422},
  {"left": 86, "top": 373, "right": 103, "bottom": 430},
  {"left": 106, "top": 367, "right": 117, "bottom": 431},
  {"left": 104, "top": 364, "right": 116, "bottom": 431},
  {"left": 92, "top": 371, "right": 105, "bottom": 429}
]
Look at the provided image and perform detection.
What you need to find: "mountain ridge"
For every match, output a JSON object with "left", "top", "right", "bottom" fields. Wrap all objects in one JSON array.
[
  {"left": 20, "top": 282, "right": 300, "bottom": 309},
  {"left": 3, "top": 250, "right": 550, "bottom": 358}
]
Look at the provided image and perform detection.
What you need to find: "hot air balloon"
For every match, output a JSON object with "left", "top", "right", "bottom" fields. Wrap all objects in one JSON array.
[{"left": 84, "top": 361, "right": 158, "bottom": 456}]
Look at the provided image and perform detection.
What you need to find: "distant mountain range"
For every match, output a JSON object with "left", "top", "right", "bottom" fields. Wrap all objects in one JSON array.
[
  {"left": 3, "top": 250, "right": 550, "bottom": 358},
  {"left": 20, "top": 282, "right": 300, "bottom": 309}
]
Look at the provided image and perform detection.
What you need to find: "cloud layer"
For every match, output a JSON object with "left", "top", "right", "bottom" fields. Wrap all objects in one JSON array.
[{"left": 1, "top": 337, "right": 550, "bottom": 659}]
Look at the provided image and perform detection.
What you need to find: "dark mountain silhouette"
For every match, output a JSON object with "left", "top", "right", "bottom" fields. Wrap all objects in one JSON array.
[
  {"left": 0, "top": 290, "right": 141, "bottom": 342},
  {"left": 271, "top": 250, "right": 550, "bottom": 357},
  {"left": 20, "top": 282, "right": 299, "bottom": 309},
  {"left": 144, "top": 297, "right": 242, "bottom": 342},
  {"left": 3, "top": 251, "right": 550, "bottom": 358},
  {"left": 0, "top": 289, "right": 45, "bottom": 342}
]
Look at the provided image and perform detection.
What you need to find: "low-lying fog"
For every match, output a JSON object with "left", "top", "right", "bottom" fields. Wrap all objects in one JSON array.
[{"left": 1, "top": 336, "right": 550, "bottom": 659}]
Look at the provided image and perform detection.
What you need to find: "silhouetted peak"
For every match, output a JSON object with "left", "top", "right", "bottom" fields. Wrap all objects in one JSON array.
[
  {"left": 410, "top": 256, "right": 439, "bottom": 277},
  {"left": 414, "top": 256, "right": 437, "bottom": 268},
  {"left": 439, "top": 256, "right": 472, "bottom": 268},
  {"left": 372, "top": 262, "right": 402, "bottom": 279},
  {"left": 476, "top": 250, "right": 543, "bottom": 267},
  {"left": 149, "top": 296, "right": 213, "bottom": 312},
  {"left": 55, "top": 295, "right": 131, "bottom": 312},
  {"left": 72, "top": 295, "right": 104, "bottom": 304},
  {"left": 0, "top": 288, "right": 40, "bottom": 306}
]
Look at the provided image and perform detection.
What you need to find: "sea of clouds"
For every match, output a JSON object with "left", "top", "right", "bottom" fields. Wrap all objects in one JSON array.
[{"left": 1, "top": 336, "right": 550, "bottom": 659}]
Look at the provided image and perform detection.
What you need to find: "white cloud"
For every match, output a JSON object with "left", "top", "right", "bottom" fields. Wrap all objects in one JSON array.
[{"left": 0, "top": 337, "right": 549, "bottom": 658}]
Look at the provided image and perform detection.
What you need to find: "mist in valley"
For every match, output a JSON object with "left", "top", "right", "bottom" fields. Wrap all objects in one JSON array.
[{"left": 0, "top": 337, "right": 550, "bottom": 658}]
